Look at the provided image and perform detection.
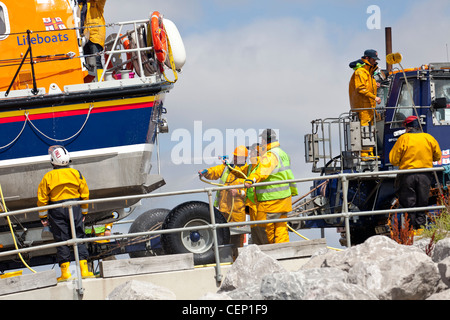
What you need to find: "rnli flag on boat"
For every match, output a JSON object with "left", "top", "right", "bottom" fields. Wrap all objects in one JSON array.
[
  {"left": 435, "top": 149, "right": 450, "bottom": 165},
  {"left": 43, "top": 17, "right": 66, "bottom": 31},
  {"left": 442, "top": 149, "right": 450, "bottom": 165}
]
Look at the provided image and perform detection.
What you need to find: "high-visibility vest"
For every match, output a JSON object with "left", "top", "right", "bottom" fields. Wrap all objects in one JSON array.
[
  {"left": 85, "top": 225, "right": 108, "bottom": 235},
  {"left": 246, "top": 164, "right": 257, "bottom": 204},
  {"left": 85, "top": 223, "right": 112, "bottom": 243},
  {"left": 255, "top": 147, "right": 298, "bottom": 202}
]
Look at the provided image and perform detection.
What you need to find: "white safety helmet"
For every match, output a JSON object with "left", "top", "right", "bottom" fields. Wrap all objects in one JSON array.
[{"left": 48, "top": 145, "right": 71, "bottom": 167}]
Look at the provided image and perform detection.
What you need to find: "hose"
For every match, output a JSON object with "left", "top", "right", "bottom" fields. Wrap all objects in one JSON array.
[
  {"left": 199, "top": 163, "right": 248, "bottom": 223},
  {"left": 199, "top": 176, "right": 235, "bottom": 222},
  {"left": 287, "top": 225, "right": 343, "bottom": 252},
  {"left": 0, "top": 184, "right": 37, "bottom": 273}
]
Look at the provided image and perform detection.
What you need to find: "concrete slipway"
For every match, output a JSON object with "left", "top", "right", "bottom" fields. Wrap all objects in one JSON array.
[{"left": 0, "top": 239, "right": 326, "bottom": 300}]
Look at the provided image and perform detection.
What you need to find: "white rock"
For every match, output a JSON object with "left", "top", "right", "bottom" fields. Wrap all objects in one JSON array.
[
  {"left": 348, "top": 251, "right": 440, "bottom": 300},
  {"left": 437, "top": 256, "right": 450, "bottom": 288},
  {"left": 106, "top": 280, "right": 176, "bottom": 300},
  {"left": 432, "top": 238, "right": 450, "bottom": 262},
  {"left": 261, "top": 268, "right": 377, "bottom": 300},
  {"left": 218, "top": 245, "right": 286, "bottom": 293},
  {"left": 426, "top": 289, "right": 450, "bottom": 300}
]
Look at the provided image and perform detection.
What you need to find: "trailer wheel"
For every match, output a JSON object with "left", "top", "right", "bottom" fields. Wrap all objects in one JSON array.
[
  {"left": 161, "top": 201, "right": 230, "bottom": 265},
  {"left": 128, "top": 208, "right": 170, "bottom": 258}
]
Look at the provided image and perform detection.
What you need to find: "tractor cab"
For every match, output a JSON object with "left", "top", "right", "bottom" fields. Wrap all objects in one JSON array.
[
  {"left": 299, "top": 61, "right": 450, "bottom": 245},
  {"left": 305, "top": 63, "right": 450, "bottom": 175},
  {"left": 383, "top": 63, "right": 450, "bottom": 165}
]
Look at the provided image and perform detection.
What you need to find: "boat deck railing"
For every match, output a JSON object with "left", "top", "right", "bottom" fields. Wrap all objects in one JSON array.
[
  {"left": 1, "top": 18, "right": 167, "bottom": 99},
  {"left": 0, "top": 166, "right": 446, "bottom": 298},
  {"left": 100, "top": 19, "right": 158, "bottom": 82}
]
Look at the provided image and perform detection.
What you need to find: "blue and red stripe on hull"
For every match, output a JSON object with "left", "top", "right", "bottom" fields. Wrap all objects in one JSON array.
[{"left": 0, "top": 94, "right": 165, "bottom": 161}]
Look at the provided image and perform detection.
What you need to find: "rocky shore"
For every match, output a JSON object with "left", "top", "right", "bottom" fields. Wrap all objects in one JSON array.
[{"left": 107, "top": 235, "right": 450, "bottom": 300}]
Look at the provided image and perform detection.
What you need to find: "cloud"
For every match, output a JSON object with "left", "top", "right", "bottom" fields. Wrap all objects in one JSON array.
[
  {"left": 104, "top": 0, "right": 204, "bottom": 26},
  {"left": 169, "top": 16, "right": 349, "bottom": 131},
  {"left": 387, "top": 1, "right": 450, "bottom": 67}
]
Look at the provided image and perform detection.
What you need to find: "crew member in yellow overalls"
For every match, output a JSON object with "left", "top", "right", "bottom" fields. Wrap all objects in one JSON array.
[
  {"left": 38, "top": 146, "right": 94, "bottom": 281},
  {"left": 79, "top": 0, "right": 107, "bottom": 80},
  {"left": 349, "top": 49, "right": 382, "bottom": 158},
  {"left": 244, "top": 143, "right": 269, "bottom": 245},
  {"left": 199, "top": 146, "right": 248, "bottom": 256},
  {"left": 244, "top": 130, "right": 298, "bottom": 244},
  {"left": 389, "top": 116, "right": 442, "bottom": 231}
]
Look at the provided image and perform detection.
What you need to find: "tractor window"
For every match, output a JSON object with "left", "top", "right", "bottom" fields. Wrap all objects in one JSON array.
[
  {"left": 391, "top": 81, "right": 414, "bottom": 128},
  {"left": 432, "top": 79, "right": 450, "bottom": 125},
  {"left": 377, "top": 85, "right": 389, "bottom": 109},
  {"left": 0, "top": 3, "right": 10, "bottom": 40}
]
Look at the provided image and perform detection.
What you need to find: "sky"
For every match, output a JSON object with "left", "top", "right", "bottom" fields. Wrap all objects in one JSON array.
[{"left": 101, "top": 0, "right": 450, "bottom": 248}]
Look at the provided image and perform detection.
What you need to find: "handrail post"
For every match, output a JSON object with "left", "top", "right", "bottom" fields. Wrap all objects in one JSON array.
[
  {"left": 133, "top": 22, "right": 145, "bottom": 79},
  {"left": 68, "top": 205, "right": 84, "bottom": 299},
  {"left": 341, "top": 175, "right": 351, "bottom": 247},
  {"left": 207, "top": 189, "right": 222, "bottom": 284},
  {"left": 100, "top": 24, "right": 123, "bottom": 81}
]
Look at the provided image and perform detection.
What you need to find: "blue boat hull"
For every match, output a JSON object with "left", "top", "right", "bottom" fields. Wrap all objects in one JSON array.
[{"left": 0, "top": 84, "right": 171, "bottom": 226}]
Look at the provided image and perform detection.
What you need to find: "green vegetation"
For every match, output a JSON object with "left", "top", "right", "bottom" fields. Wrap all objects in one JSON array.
[{"left": 421, "top": 211, "right": 450, "bottom": 242}]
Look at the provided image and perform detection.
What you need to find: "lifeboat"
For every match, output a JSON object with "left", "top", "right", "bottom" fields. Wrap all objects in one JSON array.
[{"left": 0, "top": 1, "right": 185, "bottom": 227}]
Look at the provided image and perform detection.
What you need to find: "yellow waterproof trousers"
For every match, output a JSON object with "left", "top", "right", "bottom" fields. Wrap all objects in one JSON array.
[
  {"left": 357, "top": 109, "right": 375, "bottom": 157},
  {"left": 265, "top": 213, "right": 289, "bottom": 244},
  {"left": 248, "top": 206, "right": 269, "bottom": 245}
]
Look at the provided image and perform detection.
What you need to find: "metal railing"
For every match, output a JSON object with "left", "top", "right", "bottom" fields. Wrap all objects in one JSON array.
[
  {"left": 0, "top": 166, "right": 447, "bottom": 299},
  {"left": 100, "top": 19, "right": 155, "bottom": 82}
]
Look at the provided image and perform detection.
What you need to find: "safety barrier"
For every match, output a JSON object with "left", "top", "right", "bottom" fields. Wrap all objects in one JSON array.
[{"left": 0, "top": 166, "right": 447, "bottom": 299}]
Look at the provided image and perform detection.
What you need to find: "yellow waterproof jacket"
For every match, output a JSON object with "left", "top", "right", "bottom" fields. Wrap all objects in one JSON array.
[
  {"left": 244, "top": 160, "right": 269, "bottom": 225},
  {"left": 349, "top": 58, "right": 378, "bottom": 111},
  {"left": 245, "top": 160, "right": 259, "bottom": 212},
  {"left": 37, "top": 167, "right": 90, "bottom": 219},
  {"left": 83, "top": 0, "right": 106, "bottom": 47},
  {"left": 389, "top": 132, "right": 442, "bottom": 169},
  {"left": 247, "top": 142, "right": 293, "bottom": 214},
  {"left": 204, "top": 163, "right": 248, "bottom": 222}
]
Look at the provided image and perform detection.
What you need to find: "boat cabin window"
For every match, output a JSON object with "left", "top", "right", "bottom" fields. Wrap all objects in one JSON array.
[
  {"left": 431, "top": 79, "right": 450, "bottom": 125},
  {"left": 391, "top": 81, "right": 414, "bottom": 129},
  {"left": 0, "top": 3, "right": 10, "bottom": 40}
]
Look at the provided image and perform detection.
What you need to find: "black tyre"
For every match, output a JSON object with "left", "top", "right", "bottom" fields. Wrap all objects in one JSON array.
[
  {"left": 128, "top": 208, "right": 169, "bottom": 258},
  {"left": 161, "top": 201, "right": 230, "bottom": 265}
]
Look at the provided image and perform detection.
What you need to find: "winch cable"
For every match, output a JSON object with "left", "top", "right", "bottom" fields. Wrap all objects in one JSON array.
[{"left": 0, "top": 184, "right": 36, "bottom": 273}]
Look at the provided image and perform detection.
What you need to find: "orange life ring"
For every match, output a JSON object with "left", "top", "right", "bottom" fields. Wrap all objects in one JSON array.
[
  {"left": 150, "top": 11, "right": 168, "bottom": 64},
  {"left": 120, "top": 34, "right": 134, "bottom": 71}
]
